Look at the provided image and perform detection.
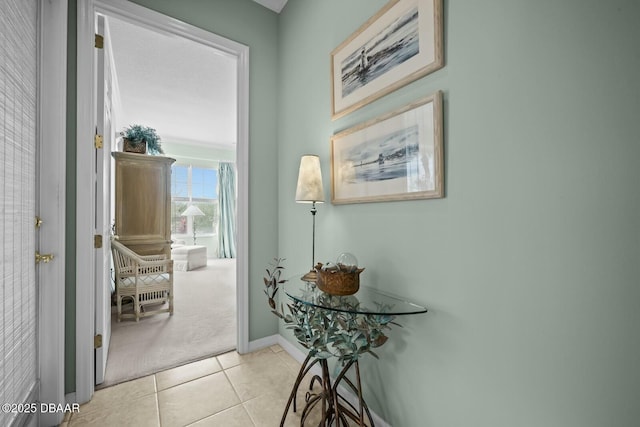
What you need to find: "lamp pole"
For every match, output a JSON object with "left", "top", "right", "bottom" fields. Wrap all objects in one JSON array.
[
  {"left": 311, "top": 201, "right": 317, "bottom": 272},
  {"left": 295, "top": 155, "right": 324, "bottom": 282},
  {"left": 181, "top": 204, "right": 205, "bottom": 246}
]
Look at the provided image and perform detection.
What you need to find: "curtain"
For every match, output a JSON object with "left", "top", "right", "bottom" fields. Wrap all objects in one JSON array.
[{"left": 218, "top": 163, "right": 236, "bottom": 258}]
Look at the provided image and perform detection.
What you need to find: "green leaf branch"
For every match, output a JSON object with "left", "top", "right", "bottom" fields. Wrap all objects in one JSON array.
[{"left": 263, "top": 258, "right": 399, "bottom": 364}]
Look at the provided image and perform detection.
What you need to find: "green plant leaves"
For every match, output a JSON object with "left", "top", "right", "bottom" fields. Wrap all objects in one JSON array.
[
  {"left": 263, "top": 258, "right": 399, "bottom": 365},
  {"left": 121, "top": 124, "right": 164, "bottom": 155}
]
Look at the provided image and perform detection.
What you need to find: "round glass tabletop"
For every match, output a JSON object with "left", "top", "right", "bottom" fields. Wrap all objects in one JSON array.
[{"left": 284, "top": 273, "right": 427, "bottom": 316}]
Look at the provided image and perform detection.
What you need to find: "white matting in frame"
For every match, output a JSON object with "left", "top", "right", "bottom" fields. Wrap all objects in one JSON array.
[
  {"left": 331, "top": 0, "right": 443, "bottom": 120},
  {"left": 331, "top": 91, "right": 443, "bottom": 204}
]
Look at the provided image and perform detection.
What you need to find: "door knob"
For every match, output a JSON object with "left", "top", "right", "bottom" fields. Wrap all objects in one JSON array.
[{"left": 35, "top": 251, "right": 54, "bottom": 264}]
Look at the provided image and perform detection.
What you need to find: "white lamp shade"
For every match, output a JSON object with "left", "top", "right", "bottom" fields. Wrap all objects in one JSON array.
[
  {"left": 295, "top": 155, "right": 325, "bottom": 203},
  {"left": 181, "top": 205, "right": 205, "bottom": 217}
]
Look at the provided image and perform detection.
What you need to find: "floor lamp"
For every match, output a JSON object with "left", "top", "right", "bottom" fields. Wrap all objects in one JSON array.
[
  {"left": 181, "top": 204, "right": 205, "bottom": 245},
  {"left": 295, "top": 155, "right": 325, "bottom": 281}
]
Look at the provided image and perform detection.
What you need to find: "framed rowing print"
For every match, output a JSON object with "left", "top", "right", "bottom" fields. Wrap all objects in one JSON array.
[
  {"left": 330, "top": 91, "right": 443, "bottom": 204},
  {"left": 330, "top": 0, "right": 443, "bottom": 120}
]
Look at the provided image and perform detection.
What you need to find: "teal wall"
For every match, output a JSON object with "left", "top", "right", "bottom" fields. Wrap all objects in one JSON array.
[
  {"left": 277, "top": 0, "right": 640, "bottom": 426},
  {"left": 65, "top": 0, "right": 280, "bottom": 393}
]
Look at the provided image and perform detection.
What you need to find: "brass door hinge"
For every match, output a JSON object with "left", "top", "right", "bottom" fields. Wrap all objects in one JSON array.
[
  {"left": 95, "top": 34, "right": 104, "bottom": 49},
  {"left": 35, "top": 216, "right": 43, "bottom": 228},
  {"left": 94, "top": 234, "right": 103, "bottom": 249},
  {"left": 35, "top": 251, "right": 54, "bottom": 264},
  {"left": 94, "top": 334, "right": 103, "bottom": 349},
  {"left": 94, "top": 134, "right": 103, "bottom": 149}
]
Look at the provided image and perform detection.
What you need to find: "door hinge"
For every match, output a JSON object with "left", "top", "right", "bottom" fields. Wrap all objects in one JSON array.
[
  {"left": 35, "top": 251, "right": 55, "bottom": 264},
  {"left": 94, "top": 134, "right": 103, "bottom": 149},
  {"left": 95, "top": 34, "right": 104, "bottom": 49},
  {"left": 94, "top": 234, "right": 103, "bottom": 249},
  {"left": 94, "top": 334, "right": 103, "bottom": 349}
]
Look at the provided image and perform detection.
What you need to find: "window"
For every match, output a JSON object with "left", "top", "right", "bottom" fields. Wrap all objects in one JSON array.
[{"left": 171, "top": 165, "right": 218, "bottom": 238}]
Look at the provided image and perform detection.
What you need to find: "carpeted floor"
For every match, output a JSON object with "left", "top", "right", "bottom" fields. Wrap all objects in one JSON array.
[{"left": 99, "top": 258, "right": 237, "bottom": 388}]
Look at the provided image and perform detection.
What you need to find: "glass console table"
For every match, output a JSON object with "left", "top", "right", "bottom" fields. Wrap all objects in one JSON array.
[{"left": 280, "top": 274, "right": 427, "bottom": 426}]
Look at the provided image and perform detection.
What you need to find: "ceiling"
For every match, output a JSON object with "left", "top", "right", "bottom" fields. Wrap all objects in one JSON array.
[
  {"left": 108, "top": 17, "right": 238, "bottom": 148},
  {"left": 107, "top": 1, "right": 288, "bottom": 149}
]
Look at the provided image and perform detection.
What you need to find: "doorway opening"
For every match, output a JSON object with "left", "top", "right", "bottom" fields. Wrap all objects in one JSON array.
[
  {"left": 75, "top": 0, "right": 250, "bottom": 403},
  {"left": 97, "top": 14, "right": 239, "bottom": 388}
]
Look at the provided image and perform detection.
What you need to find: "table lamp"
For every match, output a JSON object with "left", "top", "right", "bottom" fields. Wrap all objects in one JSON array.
[
  {"left": 295, "top": 155, "right": 325, "bottom": 281},
  {"left": 181, "top": 204, "right": 205, "bottom": 245}
]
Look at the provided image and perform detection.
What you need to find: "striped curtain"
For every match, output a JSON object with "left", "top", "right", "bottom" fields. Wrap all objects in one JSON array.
[
  {"left": 217, "top": 163, "right": 236, "bottom": 258},
  {"left": 0, "top": 0, "right": 39, "bottom": 426}
]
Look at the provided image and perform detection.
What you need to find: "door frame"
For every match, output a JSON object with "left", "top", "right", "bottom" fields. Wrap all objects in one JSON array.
[
  {"left": 75, "top": 0, "right": 250, "bottom": 403},
  {"left": 93, "top": 14, "right": 113, "bottom": 385},
  {"left": 38, "top": 0, "right": 68, "bottom": 425}
]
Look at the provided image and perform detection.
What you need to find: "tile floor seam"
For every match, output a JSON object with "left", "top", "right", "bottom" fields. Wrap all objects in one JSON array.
[
  {"left": 73, "top": 349, "right": 314, "bottom": 427},
  {"left": 153, "top": 375, "right": 162, "bottom": 427},
  {"left": 185, "top": 403, "right": 256, "bottom": 427},
  {"left": 155, "top": 371, "right": 240, "bottom": 427},
  {"left": 75, "top": 387, "right": 158, "bottom": 419},
  {"left": 221, "top": 367, "right": 245, "bottom": 404},
  {"left": 68, "top": 393, "right": 160, "bottom": 426},
  {"left": 182, "top": 411, "right": 215, "bottom": 426},
  {"left": 240, "top": 401, "right": 259, "bottom": 426},
  {"left": 156, "top": 370, "right": 217, "bottom": 393},
  {"left": 155, "top": 354, "right": 222, "bottom": 390}
]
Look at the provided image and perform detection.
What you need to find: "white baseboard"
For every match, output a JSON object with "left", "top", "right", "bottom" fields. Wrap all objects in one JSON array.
[
  {"left": 246, "top": 334, "right": 279, "bottom": 353},
  {"left": 277, "top": 335, "right": 308, "bottom": 363}
]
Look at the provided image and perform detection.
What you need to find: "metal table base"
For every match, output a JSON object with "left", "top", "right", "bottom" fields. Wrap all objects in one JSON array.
[{"left": 281, "top": 353, "right": 375, "bottom": 427}]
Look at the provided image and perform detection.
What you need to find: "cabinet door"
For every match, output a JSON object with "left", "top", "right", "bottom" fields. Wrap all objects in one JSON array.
[{"left": 113, "top": 153, "right": 174, "bottom": 256}]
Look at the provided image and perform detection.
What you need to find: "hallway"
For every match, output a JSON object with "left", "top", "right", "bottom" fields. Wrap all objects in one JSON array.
[{"left": 63, "top": 346, "right": 327, "bottom": 426}]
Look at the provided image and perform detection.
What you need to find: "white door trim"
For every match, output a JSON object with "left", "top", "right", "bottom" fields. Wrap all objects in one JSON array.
[
  {"left": 76, "top": 0, "right": 250, "bottom": 403},
  {"left": 38, "top": 0, "right": 67, "bottom": 425},
  {"left": 75, "top": 0, "right": 96, "bottom": 404}
]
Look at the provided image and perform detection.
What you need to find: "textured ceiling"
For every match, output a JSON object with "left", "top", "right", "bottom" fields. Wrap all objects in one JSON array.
[
  {"left": 107, "top": 17, "right": 237, "bottom": 148},
  {"left": 106, "top": 0, "right": 288, "bottom": 149}
]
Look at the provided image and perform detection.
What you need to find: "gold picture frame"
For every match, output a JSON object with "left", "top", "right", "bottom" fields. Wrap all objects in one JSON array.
[
  {"left": 330, "top": 91, "right": 443, "bottom": 205},
  {"left": 330, "top": 0, "right": 444, "bottom": 120}
]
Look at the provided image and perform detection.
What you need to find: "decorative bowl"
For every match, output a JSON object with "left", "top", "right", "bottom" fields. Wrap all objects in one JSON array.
[{"left": 315, "top": 263, "right": 365, "bottom": 296}]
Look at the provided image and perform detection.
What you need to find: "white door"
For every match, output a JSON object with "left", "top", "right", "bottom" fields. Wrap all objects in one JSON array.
[
  {"left": 0, "top": 0, "right": 39, "bottom": 425},
  {"left": 94, "top": 14, "right": 114, "bottom": 385},
  {"left": 38, "top": 0, "right": 68, "bottom": 424}
]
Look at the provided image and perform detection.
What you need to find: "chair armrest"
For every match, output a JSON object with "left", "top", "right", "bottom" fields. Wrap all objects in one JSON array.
[
  {"left": 136, "top": 258, "right": 173, "bottom": 275},
  {"left": 111, "top": 239, "right": 173, "bottom": 275},
  {"left": 141, "top": 254, "right": 166, "bottom": 261}
]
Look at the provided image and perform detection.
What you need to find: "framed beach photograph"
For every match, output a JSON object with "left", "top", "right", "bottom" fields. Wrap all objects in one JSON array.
[
  {"left": 330, "top": 91, "right": 443, "bottom": 205},
  {"left": 330, "top": 0, "right": 443, "bottom": 120}
]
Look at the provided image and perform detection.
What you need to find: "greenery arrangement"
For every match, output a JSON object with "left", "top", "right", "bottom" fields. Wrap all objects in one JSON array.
[
  {"left": 121, "top": 124, "right": 164, "bottom": 155},
  {"left": 264, "top": 258, "right": 399, "bottom": 364}
]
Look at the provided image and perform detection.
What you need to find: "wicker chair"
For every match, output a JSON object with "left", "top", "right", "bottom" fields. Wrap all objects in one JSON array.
[{"left": 110, "top": 239, "right": 174, "bottom": 322}]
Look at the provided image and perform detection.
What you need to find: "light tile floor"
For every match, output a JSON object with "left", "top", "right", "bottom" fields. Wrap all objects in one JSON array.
[{"left": 60, "top": 345, "right": 332, "bottom": 427}]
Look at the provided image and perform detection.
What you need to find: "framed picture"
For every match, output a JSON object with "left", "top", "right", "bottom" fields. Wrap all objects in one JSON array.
[
  {"left": 330, "top": 0, "right": 443, "bottom": 120},
  {"left": 330, "top": 91, "right": 443, "bottom": 204}
]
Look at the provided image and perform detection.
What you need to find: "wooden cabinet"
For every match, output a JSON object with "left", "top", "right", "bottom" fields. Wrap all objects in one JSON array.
[{"left": 112, "top": 152, "right": 175, "bottom": 257}]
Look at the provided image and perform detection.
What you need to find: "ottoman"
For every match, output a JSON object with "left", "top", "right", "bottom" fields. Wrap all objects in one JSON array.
[{"left": 171, "top": 245, "right": 207, "bottom": 271}]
